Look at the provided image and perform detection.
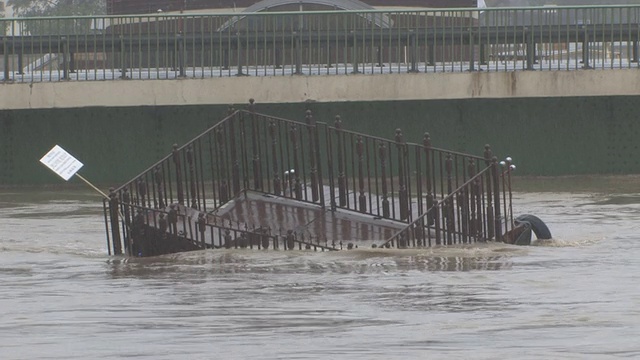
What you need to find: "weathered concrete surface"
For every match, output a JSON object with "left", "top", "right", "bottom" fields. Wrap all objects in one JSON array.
[{"left": 2, "top": 69, "right": 640, "bottom": 110}]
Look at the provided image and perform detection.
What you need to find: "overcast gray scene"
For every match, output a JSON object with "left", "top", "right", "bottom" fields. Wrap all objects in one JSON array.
[{"left": 2, "top": 1, "right": 640, "bottom": 360}]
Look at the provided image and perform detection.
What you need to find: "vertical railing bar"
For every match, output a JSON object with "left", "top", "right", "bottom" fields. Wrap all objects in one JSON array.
[
  {"left": 197, "top": 139, "right": 206, "bottom": 211},
  {"left": 448, "top": 9, "right": 453, "bottom": 72},
  {"left": 144, "top": 172, "right": 152, "bottom": 208},
  {"left": 387, "top": 142, "right": 396, "bottom": 220},
  {"left": 189, "top": 16, "right": 195, "bottom": 77},
  {"left": 210, "top": 17, "right": 215, "bottom": 77},
  {"left": 283, "top": 120, "right": 292, "bottom": 197},
  {"left": 208, "top": 131, "right": 219, "bottom": 209},
  {"left": 224, "top": 19, "right": 231, "bottom": 77},
  {"left": 570, "top": 8, "right": 576, "bottom": 71},
  {"left": 225, "top": 117, "right": 234, "bottom": 203},
  {"left": 366, "top": 137, "right": 373, "bottom": 214},
  {"left": 182, "top": 149, "right": 190, "bottom": 206},
  {"left": 299, "top": 122, "right": 309, "bottom": 202},
  {"left": 440, "top": 10, "right": 445, "bottom": 72},
  {"left": 373, "top": 139, "right": 381, "bottom": 217},
  {"left": 617, "top": 7, "right": 622, "bottom": 69},
  {"left": 261, "top": 116, "right": 272, "bottom": 195},
  {"left": 388, "top": 13, "right": 393, "bottom": 74},
  {"left": 502, "top": 166, "right": 508, "bottom": 236},
  {"left": 349, "top": 133, "right": 357, "bottom": 210},
  {"left": 437, "top": 152, "right": 444, "bottom": 200},
  {"left": 161, "top": 160, "right": 170, "bottom": 206},
  {"left": 415, "top": 146, "right": 423, "bottom": 218},
  {"left": 325, "top": 125, "right": 336, "bottom": 210}
]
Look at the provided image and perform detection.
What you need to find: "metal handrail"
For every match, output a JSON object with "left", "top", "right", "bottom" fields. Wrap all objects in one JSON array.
[
  {"left": 4, "top": 4, "right": 640, "bottom": 21},
  {"left": 103, "top": 101, "right": 514, "bottom": 255},
  {"left": 3, "top": 5, "right": 640, "bottom": 82},
  {"left": 379, "top": 164, "right": 494, "bottom": 248}
]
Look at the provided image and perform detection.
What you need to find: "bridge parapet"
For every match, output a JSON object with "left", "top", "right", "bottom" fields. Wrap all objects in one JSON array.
[{"left": 2, "top": 5, "right": 640, "bottom": 82}]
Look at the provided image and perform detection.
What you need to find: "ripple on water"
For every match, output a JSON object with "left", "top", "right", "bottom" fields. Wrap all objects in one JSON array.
[{"left": 1, "top": 189, "right": 640, "bottom": 359}]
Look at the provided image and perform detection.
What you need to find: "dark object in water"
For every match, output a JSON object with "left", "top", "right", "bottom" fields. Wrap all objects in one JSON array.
[{"left": 504, "top": 214, "right": 552, "bottom": 246}]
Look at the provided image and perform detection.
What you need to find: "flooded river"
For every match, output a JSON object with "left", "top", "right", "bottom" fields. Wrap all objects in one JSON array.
[{"left": 1, "top": 180, "right": 640, "bottom": 359}]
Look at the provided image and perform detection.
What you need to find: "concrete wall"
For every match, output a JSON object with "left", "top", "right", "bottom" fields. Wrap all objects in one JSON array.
[
  {"left": 2, "top": 96, "right": 640, "bottom": 186},
  {"left": 2, "top": 69, "right": 640, "bottom": 185},
  {"left": 2, "top": 70, "right": 640, "bottom": 110}
]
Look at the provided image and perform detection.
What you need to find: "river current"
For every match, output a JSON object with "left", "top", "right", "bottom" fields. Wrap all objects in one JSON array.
[{"left": 1, "top": 180, "right": 639, "bottom": 359}]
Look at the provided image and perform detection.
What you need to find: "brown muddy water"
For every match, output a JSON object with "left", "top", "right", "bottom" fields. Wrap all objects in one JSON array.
[{"left": 1, "top": 179, "right": 640, "bottom": 359}]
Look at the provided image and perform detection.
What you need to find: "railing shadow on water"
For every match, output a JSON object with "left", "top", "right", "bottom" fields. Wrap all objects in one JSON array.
[
  {"left": 102, "top": 99, "right": 516, "bottom": 256},
  {"left": 2, "top": 5, "right": 640, "bottom": 82}
]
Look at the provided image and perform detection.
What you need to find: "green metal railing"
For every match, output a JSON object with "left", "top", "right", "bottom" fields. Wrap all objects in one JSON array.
[{"left": 2, "top": 5, "right": 640, "bottom": 82}]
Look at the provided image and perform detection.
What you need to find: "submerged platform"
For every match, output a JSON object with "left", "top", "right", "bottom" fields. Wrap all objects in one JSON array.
[
  {"left": 132, "top": 190, "right": 407, "bottom": 256},
  {"left": 105, "top": 102, "right": 525, "bottom": 257},
  {"left": 215, "top": 191, "right": 404, "bottom": 244}
]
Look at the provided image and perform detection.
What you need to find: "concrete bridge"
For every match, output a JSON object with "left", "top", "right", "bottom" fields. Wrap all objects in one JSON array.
[{"left": 2, "top": 6, "right": 640, "bottom": 185}]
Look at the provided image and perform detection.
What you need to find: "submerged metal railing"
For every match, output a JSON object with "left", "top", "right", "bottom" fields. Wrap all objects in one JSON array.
[
  {"left": 2, "top": 5, "right": 640, "bottom": 82},
  {"left": 103, "top": 100, "right": 515, "bottom": 255},
  {"left": 382, "top": 158, "right": 516, "bottom": 249}
]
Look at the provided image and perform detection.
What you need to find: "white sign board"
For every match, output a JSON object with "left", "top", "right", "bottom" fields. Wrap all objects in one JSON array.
[{"left": 39, "top": 145, "right": 84, "bottom": 181}]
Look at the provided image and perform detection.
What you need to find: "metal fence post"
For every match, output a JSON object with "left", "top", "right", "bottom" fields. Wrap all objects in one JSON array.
[
  {"left": 582, "top": 25, "right": 591, "bottom": 69},
  {"left": 17, "top": 51, "right": 23, "bottom": 75},
  {"left": 249, "top": 99, "right": 262, "bottom": 190},
  {"left": 177, "top": 33, "right": 186, "bottom": 77},
  {"left": 468, "top": 27, "right": 475, "bottom": 71},
  {"left": 395, "top": 129, "right": 409, "bottom": 221},
  {"left": 526, "top": 28, "right": 535, "bottom": 70},
  {"left": 335, "top": 116, "right": 346, "bottom": 207},
  {"left": 444, "top": 153, "right": 454, "bottom": 245},
  {"left": 351, "top": 31, "right": 360, "bottom": 74},
  {"left": 290, "top": 125, "right": 302, "bottom": 199},
  {"left": 223, "top": 48, "right": 229, "bottom": 70},
  {"left": 236, "top": 31, "right": 245, "bottom": 76},
  {"left": 479, "top": 33, "right": 487, "bottom": 66},
  {"left": 122, "top": 188, "right": 132, "bottom": 255},
  {"left": 229, "top": 113, "right": 241, "bottom": 194},
  {"left": 119, "top": 35, "right": 128, "bottom": 79},
  {"left": 484, "top": 145, "right": 494, "bottom": 240},
  {"left": 409, "top": 30, "right": 419, "bottom": 73},
  {"left": 69, "top": 52, "right": 75, "bottom": 74},
  {"left": 491, "top": 156, "right": 502, "bottom": 242},
  {"left": 187, "top": 145, "right": 197, "bottom": 209},
  {"left": 3, "top": 37, "right": 9, "bottom": 81},
  {"left": 356, "top": 136, "right": 366, "bottom": 213},
  {"left": 102, "top": 199, "right": 112, "bottom": 256},
  {"left": 109, "top": 188, "right": 122, "bottom": 255},
  {"left": 275, "top": 47, "right": 282, "bottom": 69},
  {"left": 379, "top": 142, "right": 390, "bottom": 218},
  {"left": 269, "top": 120, "right": 281, "bottom": 196},
  {"left": 305, "top": 110, "right": 319, "bottom": 202},
  {"left": 62, "top": 36, "right": 70, "bottom": 80},
  {"left": 294, "top": 31, "right": 302, "bottom": 75},
  {"left": 424, "top": 133, "right": 435, "bottom": 225},
  {"left": 172, "top": 144, "right": 185, "bottom": 205},
  {"left": 427, "top": 41, "right": 435, "bottom": 67},
  {"left": 314, "top": 122, "right": 325, "bottom": 209}
]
